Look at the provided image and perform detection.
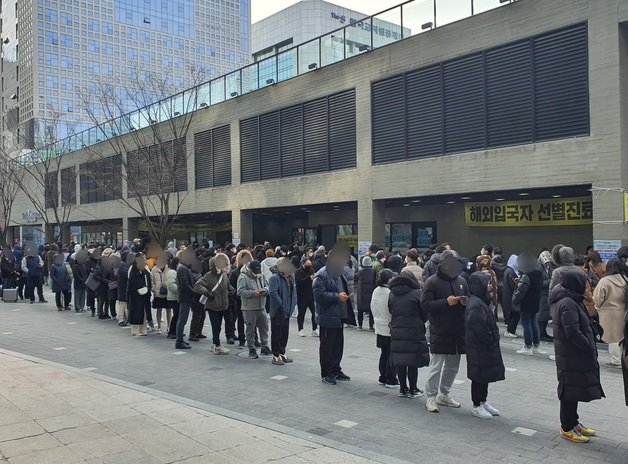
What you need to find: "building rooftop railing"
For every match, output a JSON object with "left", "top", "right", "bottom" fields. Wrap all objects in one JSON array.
[{"left": 33, "top": 0, "right": 515, "bottom": 161}]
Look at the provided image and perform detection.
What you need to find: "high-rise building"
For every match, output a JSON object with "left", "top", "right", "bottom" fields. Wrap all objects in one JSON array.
[
  {"left": 252, "top": 0, "right": 409, "bottom": 73},
  {"left": 0, "top": 0, "right": 250, "bottom": 153}
]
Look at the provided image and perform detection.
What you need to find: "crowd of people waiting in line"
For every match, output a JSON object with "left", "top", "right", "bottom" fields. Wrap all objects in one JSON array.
[{"left": 0, "top": 238, "right": 627, "bottom": 443}]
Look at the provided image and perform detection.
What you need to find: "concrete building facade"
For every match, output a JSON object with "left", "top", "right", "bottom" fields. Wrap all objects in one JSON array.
[{"left": 8, "top": 0, "right": 628, "bottom": 259}]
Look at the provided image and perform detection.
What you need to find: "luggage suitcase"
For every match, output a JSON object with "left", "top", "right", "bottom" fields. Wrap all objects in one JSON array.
[{"left": 2, "top": 288, "right": 18, "bottom": 302}]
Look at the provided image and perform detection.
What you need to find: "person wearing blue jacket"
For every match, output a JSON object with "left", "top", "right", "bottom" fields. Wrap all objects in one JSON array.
[{"left": 268, "top": 257, "right": 298, "bottom": 365}]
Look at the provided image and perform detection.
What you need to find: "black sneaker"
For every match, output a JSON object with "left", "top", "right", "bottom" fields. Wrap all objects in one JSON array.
[
  {"left": 254, "top": 341, "right": 261, "bottom": 348},
  {"left": 408, "top": 389, "right": 424, "bottom": 399},
  {"left": 322, "top": 375, "right": 337, "bottom": 385},
  {"left": 248, "top": 348, "right": 259, "bottom": 359},
  {"left": 227, "top": 338, "right": 235, "bottom": 345},
  {"left": 166, "top": 334, "right": 176, "bottom": 339},
  {"left": 238, "top": 341, "right": 246, "bottom": 348},
  {"left": 335, "top": 372, "right": 350, "bottom": 381},
  {"left": 260, "top": 346, "right": 272, "bottom": 356},
  {"left": 175, "top": 343, "right": 191, "bottom": 350},
  {"left": 399, "top": 389, "right": 409, "bottom": 398}
]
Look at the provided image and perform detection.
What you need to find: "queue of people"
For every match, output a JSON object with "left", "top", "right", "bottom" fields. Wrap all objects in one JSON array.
[{"left": 1, "top": 239, "right": 627, "bottom": 444}]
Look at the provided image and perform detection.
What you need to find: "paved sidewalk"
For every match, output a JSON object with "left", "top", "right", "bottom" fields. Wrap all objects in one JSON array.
[
  {"left": 0, "top": 292, "right": 627, "bottom": 464},
  {"left": 0, "top": 351, "right": 379, "bottom": 464}
]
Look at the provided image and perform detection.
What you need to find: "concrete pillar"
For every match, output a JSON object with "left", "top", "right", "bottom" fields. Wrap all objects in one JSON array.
[
  {"left": 122, "top": 217, "right": 139, "bottom": 246},
  {"left": 357, "top": 198, "right": 386, "bottom": 251},
  {"left": 231, "top": 208, "right": 253, "bottom": 247}
]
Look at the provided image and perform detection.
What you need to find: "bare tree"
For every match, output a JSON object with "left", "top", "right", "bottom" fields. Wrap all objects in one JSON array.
[
  {"left": 81, "top": 69, "right": 205, "bottom": 247},
  {"left": 5, "top": 111, "right": 77, "bottom": 243},
  {"left": 0, "top": 151, "right": 23, "bottom": 245}
]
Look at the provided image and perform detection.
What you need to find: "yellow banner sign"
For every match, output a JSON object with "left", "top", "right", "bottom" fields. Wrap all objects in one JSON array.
[
  {"left": 624, "top": 192, "right": 628, "bottom": 222},
  {"left": 465, "top": 197, "right": 592, "bottom": 227}
]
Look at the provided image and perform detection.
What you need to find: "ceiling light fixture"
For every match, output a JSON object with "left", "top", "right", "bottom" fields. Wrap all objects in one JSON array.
[
  {"left": 519, "top": 193, "right": 529, "bottom": 196},
  {"left": 496, "top": 198, "right": 506, "bottom": 201}
]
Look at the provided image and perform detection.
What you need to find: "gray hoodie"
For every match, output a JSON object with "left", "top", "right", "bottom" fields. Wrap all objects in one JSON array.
[
  {"left": 237, "top": 264, "right": 268, "bottom": 310},
  {"left": 549, "top": 245, "right": 578, "bottom": 291}
]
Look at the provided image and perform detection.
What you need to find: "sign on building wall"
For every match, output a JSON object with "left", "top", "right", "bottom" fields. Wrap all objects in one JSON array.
[
  {"left": 593, "top": 240, "right": 622, "bottom": 263},
  {"left": 624, "top": 192, "right": 628, "bottom": 222},
  {"left": 465, "top": 197, "right": 592, "bottom": 227}
]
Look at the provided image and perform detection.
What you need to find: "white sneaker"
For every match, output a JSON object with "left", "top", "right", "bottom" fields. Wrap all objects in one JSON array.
[
  {"left": 504, "top": 331, "right": 518, "bottom": 338},
  {"left": 516, "top": 346, "right": 534, "bottom": 356},
  {"left": 549, "top": 354, "right": 556, "bottom": 361},
  {"left": 211, "top": 345, "right": 230, "bottom": 355},
  {"left": 483, "top": 402, "right": 500, "bottom": 416},
  {"left": 437, "top": 395, "right": 461, "bottom": 408},
  {"left": 298, "top": 329, "right": 306, "bottom": 337},
  {"left": 472, "top": 406, "right": 493, "bottom": 420},
  {"left": 311, "top": 329, "right": 319, "bottom": 337},
  {"left": 533, "top": 345, "right": 548, "bottom": 355},
  {"left": 426, "top": 397, "right": 439, "bottom": 413}
]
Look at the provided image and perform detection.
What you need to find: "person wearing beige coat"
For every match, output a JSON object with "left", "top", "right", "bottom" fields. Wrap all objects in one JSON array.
[{"left": 593, "top": 259, "right": 628, "bottom": 367}]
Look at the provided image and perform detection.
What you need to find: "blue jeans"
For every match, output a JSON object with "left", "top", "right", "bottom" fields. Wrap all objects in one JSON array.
[
  {"left": 176, "top": 302, "right": 191, "bottom": 344},
  {"left": 520, "top": 312, "right": 540, "bottom": 347}
]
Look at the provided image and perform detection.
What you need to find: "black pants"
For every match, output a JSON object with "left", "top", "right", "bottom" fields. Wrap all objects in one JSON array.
[
  {"left": 190, "top": 307, "right": 206, "bottom": 338},
  {"left": 26, "top": 276, "right": 44, "bottom": 302},
  {"left": 235, "top": 306, "right": 245, "bottom": 343},
  {"left": 507, "top": 311, "right": 520, "bottom": 335},
  {"left": 560, "top": 400, "right": 579, "bottom": 431},
  {"left": 108, "top": 299, "right": 117, "bottom": 318},
  {"left": 87, "top": 288, "right": 96, "bottom": 310},
  {"left": 297, "top": 297, "right": 317, "bottom": 331},
  {"left": 377, "top": 335, "right": 397, "bottom": 385},
  {"left": 55, "top": 290, "right": 71, "bottom": 309},
  {"left": 358, "top": 310, "right": 373, "bottom": 329},
  {"left": 17, "top": 277, "right": 24, "bottom": 299},
  {"left": 168, "top": 301, "right": 180, "bottom": 335},
  {"left": 319, "top": 327, "right": 344, "bottom": 378},
  {"left": 397, "top": 365, "right": 418, "bottom": 392},
  {"left": 471, "top": 381, "right": 489, "bottom": 407},
  {"left": 271, "top": 315, "right": 290, "bottom": 356},
  {"left": 225, "top": 299, "right": 237, "bottom": 339},
  {"left": 97, "top": 297, "right": 108, "bottom": 317},
  {"left": 207, "top": 310, "right": 225, "bottom": 346}
]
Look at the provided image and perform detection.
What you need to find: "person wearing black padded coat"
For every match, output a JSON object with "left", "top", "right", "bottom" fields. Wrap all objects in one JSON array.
[
  {"left": 421, "top": 255, "right": 469, "bottom": 413},
  {"left": 465, "top": 272, "right": 505, "bottom": 420},
  {"left": 388, "top": 270, "right": 430, "bottom": 399},
  {"left": 549, "top": 269, "right": 604, "bottom": 443}
]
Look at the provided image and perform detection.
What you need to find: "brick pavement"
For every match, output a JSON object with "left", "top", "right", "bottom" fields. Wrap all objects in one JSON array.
[{"left": 0, "top": 291, "right": 626, "bottom": 464}]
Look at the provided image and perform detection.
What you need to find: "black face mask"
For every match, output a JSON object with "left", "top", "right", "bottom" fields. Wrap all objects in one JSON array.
[{"left": 439, "top": 257, "right": 464, "bottom": 280}]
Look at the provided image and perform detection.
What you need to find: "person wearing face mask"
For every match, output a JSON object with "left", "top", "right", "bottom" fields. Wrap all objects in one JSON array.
[
  {"left": 195, "top": 253, "right": 234, "bottom": 355},
  {"left": 127, "top": 253, "right": 152, "bottom": 336},
  {"left": 295, "top": 257, "right": 318, "bottom": 337},
  {"left": 237, "top": 260, "right": 271, "bottom": 359},
  {"left": 313, "top": 246, "right": 357, "bottom": 385},
  {"left": 421, "top": 252, "right": 469, "bottom": 413},
  {"left": 465, "top": 272, "right": 505, "bottom": 420}
]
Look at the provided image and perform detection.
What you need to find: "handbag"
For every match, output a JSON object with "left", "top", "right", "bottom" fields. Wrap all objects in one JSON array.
[
  {"left": 136, "top": 272, "right": 149, "bottom": 296},
  {"left": 199, "top": 275, "right": 223, "bottom": 305},
  {"left": 159, "top": 285, "right": 167, "bottom": 296},
  {"left": 85, "top": 272, "right": 100, "bottom": 292}
]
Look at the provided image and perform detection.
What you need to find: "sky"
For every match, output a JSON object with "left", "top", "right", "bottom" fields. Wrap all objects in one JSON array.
[{"left": 251, "top": 0, "right": 405, "bottom": 23}]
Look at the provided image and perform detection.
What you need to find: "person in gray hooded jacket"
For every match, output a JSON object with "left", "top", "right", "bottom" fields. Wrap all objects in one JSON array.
[
  {"left": 550, "top": 244, "right": 578, "bottom": 292},
  {"left": 237, "top": 260, "right": 271, "bottom": 359}
]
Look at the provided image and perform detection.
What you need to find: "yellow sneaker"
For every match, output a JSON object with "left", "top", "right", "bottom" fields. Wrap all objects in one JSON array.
[
  {"left": 560, "top": 428, "right": 590, "bottom": 443},
  {"left": 575, "top": 423, "right": 596, "bottom": 437}
]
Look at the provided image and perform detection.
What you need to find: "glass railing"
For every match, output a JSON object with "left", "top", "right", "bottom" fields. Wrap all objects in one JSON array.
[{"left": 33, "top": 0, "right": 512, "bottom": 161}]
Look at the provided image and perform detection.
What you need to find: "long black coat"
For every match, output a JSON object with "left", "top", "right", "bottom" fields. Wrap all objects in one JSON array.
[
  {"left": 502, "top": 267, "right": 518, "bottom": 317},
  {"left": 388, "top": 275, "right": 430, "bottom": 368},
  {"left": 550, "top": 270, "right": 604, "bottom": 403},
  {"left": 421, "top": 270, "right": 468, "bottom": 355},
  {"left": 356, "top": 267, "right": 377, "bottom": 313},
  {"left": 127, "top": 265, "right": 151, "bottom": 325},
  {"left": 465, "top": 273, "right": 505, "bottom": 384}
]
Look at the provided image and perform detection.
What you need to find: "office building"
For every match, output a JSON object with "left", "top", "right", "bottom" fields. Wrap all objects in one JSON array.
[
  {"left": 0, "top": 0, "right": 250, "bottom": 153},
  {"left": 252, "top": 0, "right": 410, "bottom": 81},
  {"left": 8, "top": 0, "right": 628, "bottom": 256}
]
